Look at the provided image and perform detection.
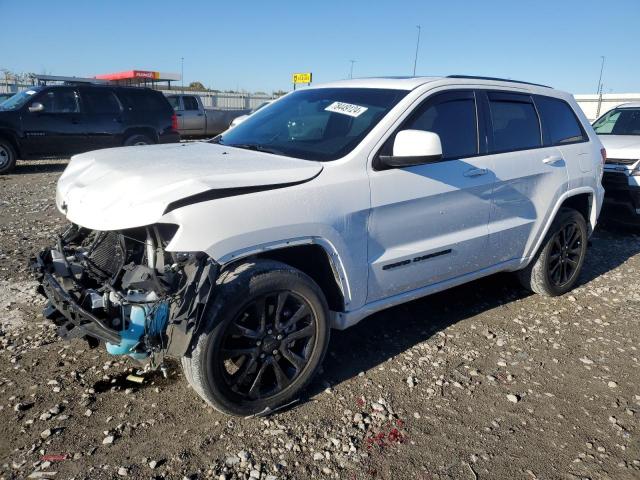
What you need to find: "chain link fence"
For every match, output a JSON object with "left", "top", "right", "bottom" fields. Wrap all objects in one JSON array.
[{"left": 0, "top": 81, "right": 277, "bottom": 111}]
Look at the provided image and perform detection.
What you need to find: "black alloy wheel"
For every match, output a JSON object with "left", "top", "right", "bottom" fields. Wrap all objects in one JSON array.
[
  {"left": 547, "top": 220, "right": 584, "bottom": 287},
  {"left": 217, "top": 291, "right": 316, "bottom": 400},
  {"left": 517, "top": 207, "right": 589, "bottom": 296}
]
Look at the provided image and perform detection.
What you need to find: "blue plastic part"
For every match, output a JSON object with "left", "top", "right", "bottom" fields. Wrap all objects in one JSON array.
[{"left": 106, "top": 302, "right": 169, "bottom": 359}]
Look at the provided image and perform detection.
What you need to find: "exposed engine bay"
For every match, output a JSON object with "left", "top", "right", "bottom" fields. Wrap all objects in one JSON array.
[{"left": 31, "top": 224, "right": 218, "bottom": 365}]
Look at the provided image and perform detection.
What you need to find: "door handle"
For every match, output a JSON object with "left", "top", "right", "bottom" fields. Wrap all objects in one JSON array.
[
  {"left": 197, "top": 113, "right": 204, "bottom": 116},
  {"left": 176, "top": 113, "right": 182, "bottom": 117},
  {"left": 71, "top": 118, "right": 80, "bottom": 124},
  {"left": 542, "top": 155, "right": 563, "bottom": 165},
  {"left": 463, "top": 168, "right": 489, "bottom": 177}
]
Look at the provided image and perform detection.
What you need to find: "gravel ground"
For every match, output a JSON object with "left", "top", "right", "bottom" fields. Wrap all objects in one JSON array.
[{"left": 0, "top": 158, "right": 639, "bottom": 480}]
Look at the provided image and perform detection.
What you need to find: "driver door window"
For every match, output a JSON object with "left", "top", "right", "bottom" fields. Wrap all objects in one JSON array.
[
  {"left": 402, "top": 92, "right": 479, "bottom": 159},
  {"left": 38, "top": 90, "right": 80, "bottom": 113}
]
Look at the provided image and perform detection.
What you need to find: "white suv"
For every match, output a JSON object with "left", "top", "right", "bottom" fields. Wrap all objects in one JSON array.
[
  {"left": 33, "top": 76, "right": 605, "bottom": 416},
  {"left": 593, "top": 102, "right": 640, "bottom": 226}
]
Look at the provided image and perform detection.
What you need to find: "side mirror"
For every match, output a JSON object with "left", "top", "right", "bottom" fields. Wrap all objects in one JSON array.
[
  {"left": 378, "top": 130, "right": 443, "bottom": 168},
  {"left": 28, "top": 102, "right": 44, "bottom": 113}
]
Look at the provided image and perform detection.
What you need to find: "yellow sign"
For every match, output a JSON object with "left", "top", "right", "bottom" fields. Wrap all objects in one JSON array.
[{"left": 292, "top": 72, "right": 312, "bottom": 84}]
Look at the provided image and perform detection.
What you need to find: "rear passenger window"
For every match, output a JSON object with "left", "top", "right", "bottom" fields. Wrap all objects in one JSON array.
[
  {"left": 488, "top": 94, "right": 541, "bottom": 153},
  {"left": 405, "top": 95, "right": 478, "bottom": 159},
  {"left": 82, "top": 90, "right": 121, "bottom": 114},
  {"left": 535, "top": 96, "right": 587, "bottom": 145},
  {"left": 183, "top": 96, "right": 199, "bottom": 111}
]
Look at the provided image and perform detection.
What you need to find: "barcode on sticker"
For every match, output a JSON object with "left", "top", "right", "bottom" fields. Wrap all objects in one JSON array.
[{"left": 325, "top": 102, "right": 368, "bottom": 117}]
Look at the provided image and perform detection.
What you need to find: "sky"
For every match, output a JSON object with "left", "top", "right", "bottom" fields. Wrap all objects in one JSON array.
[{"left": 1, "top": 0, "right": 638, "bottom": 95}]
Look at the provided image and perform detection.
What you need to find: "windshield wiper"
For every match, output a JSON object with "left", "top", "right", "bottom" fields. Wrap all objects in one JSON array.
[{"left": 226, "top": 144, "right": 284, "bottom": 155}]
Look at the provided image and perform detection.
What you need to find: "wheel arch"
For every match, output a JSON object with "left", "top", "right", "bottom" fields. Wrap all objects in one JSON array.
[
  {"left": 122, "top": 127, "right": 158, "bottom": 144},
  {"left": 0, "top": 129, "right": 21, "bottom": 158},
  {"left": 523, "top": 187, "right": 596, "bottom": 267},
  {"left": 217, "top": 238, "right": 350, "bottom": 313}
]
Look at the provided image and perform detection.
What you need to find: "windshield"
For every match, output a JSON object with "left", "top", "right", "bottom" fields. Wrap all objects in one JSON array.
[
  {"left": 0, "top": 88, "right": 42, "bottom": 111},
  {"left": 593, "top": 107, "right": 640, "bottom": 135},
  {"left": 213, "top": 88, "right": 408, "bottom": 161}
]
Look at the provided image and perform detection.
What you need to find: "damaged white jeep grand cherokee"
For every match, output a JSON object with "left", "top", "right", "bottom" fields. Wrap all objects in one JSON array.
[{"left": 33, "top": 76, "right": 605, "bottom": 416}]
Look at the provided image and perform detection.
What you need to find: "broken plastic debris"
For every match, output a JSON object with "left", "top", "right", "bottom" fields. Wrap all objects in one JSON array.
[
  {"left": 28, "top": 472, "right": 57, "bottom": 479},
  {"left": 125, "top": 374, "right": 145, "bottom": 384},
  {"left": 41, "top": 454, "right": 68, "bottom": 462}
]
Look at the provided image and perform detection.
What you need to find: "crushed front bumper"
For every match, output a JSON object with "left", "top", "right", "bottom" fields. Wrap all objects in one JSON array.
[
  {"left": 32, "top": 249, "right": 122, "bottom": 345},
  {"left": 31, "top": 227, "right": 219, "bottom": 360}
]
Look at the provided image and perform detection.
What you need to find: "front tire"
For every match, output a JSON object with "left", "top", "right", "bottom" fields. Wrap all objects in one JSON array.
[
  {"left": 182, "top": 260, "right": 330, "bottom": 416},
  {"left": 517, "top": 208, "right": 588, "bottom": 296},
  {"left": 0, "top": 140, "right": 17, "bottom": 175}
]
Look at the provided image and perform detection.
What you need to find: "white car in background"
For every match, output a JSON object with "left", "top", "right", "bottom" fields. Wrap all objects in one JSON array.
[
  {"left": 593, "top": 103, "right": 640, "bottom": 226},
  {"left": 34, "top": 75, "right": 604, "bottom": 416},
  {"left": 228, "top": 100, "right": 274, "bottom": 129}
]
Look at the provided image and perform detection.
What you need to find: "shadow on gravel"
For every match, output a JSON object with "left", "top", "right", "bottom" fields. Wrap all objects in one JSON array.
[
  {"left": 14, "top": 159, "right": 68, "bottom": 174},
  {"left": 308, "top": 226, "right": 640, "bottom": 403},
  {"left": 312, "top": 272, "right": 528, "bottom": 400},
  {"left": 577, "top": 225, "right": 640, "bottom": 285}
]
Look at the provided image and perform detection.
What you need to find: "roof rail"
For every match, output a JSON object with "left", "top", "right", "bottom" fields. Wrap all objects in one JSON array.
[
  {"left": 447, "top": 75, "right": 552, "bottom": 89},
  {"left": 32, "top": 74, "right": 109, "bottom": 86}
]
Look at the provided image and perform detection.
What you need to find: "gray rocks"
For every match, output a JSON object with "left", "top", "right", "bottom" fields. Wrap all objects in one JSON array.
[{"left": 506, "top": 394, "right": 520, "bottom": 403}]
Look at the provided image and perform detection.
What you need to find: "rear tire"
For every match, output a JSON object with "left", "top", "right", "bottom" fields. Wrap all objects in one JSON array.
[
  {"left": 182, "top": 260, "right": 330, "bottom": 416},
  {"left": 517, "top": 208, "right": 588, "bottom": 296},
  {"left": 124, "top": 134, "right": 154, "bottom": 146},
  {"left": 0, "top": 140, "right": 17, "bottom": 175}
]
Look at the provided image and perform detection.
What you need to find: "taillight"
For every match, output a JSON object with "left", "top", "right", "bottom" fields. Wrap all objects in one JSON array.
[
  {"left": 598, "top": 147, "right": 606, "bottom": 181},
  {"left": 171, "top": 113, "right": 178, "bottom": 132}
]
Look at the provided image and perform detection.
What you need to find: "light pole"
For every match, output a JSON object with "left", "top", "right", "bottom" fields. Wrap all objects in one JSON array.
[
  {"left": 596, "top": 56, "right": 605, "bottom": 119},
  {"left": 349, "top": 60, "right": 356, "bottom": 79},
  {"left": 596, "top": 55, "right": 605, "bottom": 93},
  {"left": 181, "top": 57, "right": 184, "bottom": 93},
  {"left": 413, "top": 25, "right": 421, "bottom": 76}
]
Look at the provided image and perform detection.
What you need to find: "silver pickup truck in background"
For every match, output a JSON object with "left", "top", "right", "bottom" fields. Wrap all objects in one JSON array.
[{"left": 165, "top": 94, "right": 251, "bottom": 137}]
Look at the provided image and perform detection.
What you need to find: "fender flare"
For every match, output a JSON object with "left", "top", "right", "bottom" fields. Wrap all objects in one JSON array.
[
  {"left": 521, "top": 186, "right": 597, "bottom": 267},
  {"left": 215, "top": 236, "right": 353, "bottom": 308}
]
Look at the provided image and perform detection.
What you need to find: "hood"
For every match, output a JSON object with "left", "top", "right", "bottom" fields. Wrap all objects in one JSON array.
[
  {"left": 599, "top": 135, "right": 640, "bottom": 161},
  {"left": 57, "top": 142, "right": 323, "bottom": 230}
]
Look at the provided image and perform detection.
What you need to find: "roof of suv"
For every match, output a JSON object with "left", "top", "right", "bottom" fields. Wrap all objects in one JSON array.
[
  {"left": 314, "top": 75, "right": 554, "bottom": 93},
  {"left": 616, "top": 102, "right": 640, "bottom": 109}
]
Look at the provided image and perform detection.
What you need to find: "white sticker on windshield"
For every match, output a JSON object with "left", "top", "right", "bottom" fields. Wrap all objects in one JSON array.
[
  {"left": 25, "top": 90, "right": 36, "bottom": 95},
  {"left": 325, "top": 101, "right": 368, "bottom": 118}
]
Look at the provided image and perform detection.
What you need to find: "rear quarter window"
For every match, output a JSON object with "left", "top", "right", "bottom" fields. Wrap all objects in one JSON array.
[
  {"left": 118, "top": 89, "right": 171, "bottom": 114},
  {"left": 534, "top": 96, "right": 587, "bottom": 146}
]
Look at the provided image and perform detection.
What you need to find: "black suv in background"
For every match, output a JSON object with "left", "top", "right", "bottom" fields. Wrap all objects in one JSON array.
[{"left": 0, "top": 84, "right": 180, "bottom": 174}]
